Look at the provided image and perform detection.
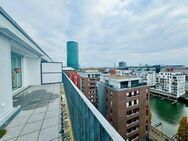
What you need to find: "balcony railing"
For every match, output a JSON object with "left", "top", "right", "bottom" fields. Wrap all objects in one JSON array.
[{"left": 62, "top": 72, "right": 124, "bottom": 141}]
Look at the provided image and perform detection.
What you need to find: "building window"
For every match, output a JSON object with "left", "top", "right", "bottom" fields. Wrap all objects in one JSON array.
[{"left": 11, "top": 53, "right": 22, "bottom": 90}]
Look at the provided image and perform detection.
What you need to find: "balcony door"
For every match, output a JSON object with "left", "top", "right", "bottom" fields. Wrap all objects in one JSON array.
[{"left": 11, "top": 53, "right": 22, "bottom": 90}]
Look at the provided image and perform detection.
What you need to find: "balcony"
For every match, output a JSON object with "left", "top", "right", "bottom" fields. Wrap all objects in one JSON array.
[
  {"left": 126, "top": 120, "right": 139, "bottom": 127},
  {"left": 62, "top": 72, "right": 124, "bottom": 141},
  {"left": 126, "top": 112, "right": 140, "bottom": 121},
  {"left": 126, "top": 128, "right": 139, "bottom": 136}
]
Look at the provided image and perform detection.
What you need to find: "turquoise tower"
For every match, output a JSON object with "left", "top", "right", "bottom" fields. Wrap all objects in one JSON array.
[{"left": 67, "top": 41, "right": 79, "bottom": 69}]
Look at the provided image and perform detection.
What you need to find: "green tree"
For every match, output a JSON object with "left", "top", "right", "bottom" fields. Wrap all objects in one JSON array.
[{"left": 177, "top": 117, "right": 188, "bottom": 141}]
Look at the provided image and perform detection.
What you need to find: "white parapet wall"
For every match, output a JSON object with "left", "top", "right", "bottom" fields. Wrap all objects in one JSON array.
[{"left": 0, "top": 35, "right": 13, "bottom": 123}]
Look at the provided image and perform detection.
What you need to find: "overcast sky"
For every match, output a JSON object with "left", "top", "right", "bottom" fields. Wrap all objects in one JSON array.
[{"left": 1, "top": 0, "right": 188, "bottom": 67}]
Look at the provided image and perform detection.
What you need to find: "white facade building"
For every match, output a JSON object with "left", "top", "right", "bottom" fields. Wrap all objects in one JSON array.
[
  {"left": 134, "top": 71, "right": 156, "bottom": 86},
  {"left": 102, "top": 75, "right": 143, "bottom": 89},
  {"left": 0, "top": 7, "right": 53, "bottom": 127},
  {"left": 155, "top": 72, "right": 185, "bottom": 98}
]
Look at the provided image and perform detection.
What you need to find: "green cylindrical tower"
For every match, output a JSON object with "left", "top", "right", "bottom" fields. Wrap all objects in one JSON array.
[{"left": 67, "top": 41, "right": 79, "bottom": 69}]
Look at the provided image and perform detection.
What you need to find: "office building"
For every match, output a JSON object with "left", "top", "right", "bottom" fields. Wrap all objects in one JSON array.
[
  {"left": 67, "top": 41, "right": 79, "bottom": 70},
  {"left": 119, "top": 61, "right": 127, "bottom": 69},
  {"left": 155, "top": 72, "right": 185, "bottom": 98},
  {"left": 79, "top": 70, "right": 101, "bottom": 107},
  {"left": 97, "top": 74, "right": 149, "bottom": 141}
]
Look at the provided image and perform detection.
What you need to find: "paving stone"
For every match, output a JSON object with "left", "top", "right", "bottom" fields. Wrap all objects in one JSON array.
[
  {"left": 38, "top": 126, "right": 59, "bottom": 141},
  {"left": 42, "top": 117, "right": 59, "bottom": 129},
  {"left": 1, "top": 126, "right": 23, "bottom": 140},
  {"left": 33, "top": 107, "right": 48, "bottom": 115},
  {"left": 6, "top": 116, "right": 29, "bottom": 128},
  {"left": 20, "top": 120, "right": 43, "bottom": 135},
  {"left": 16, "top": 131, "right": 39, "bottom": 141},
  {"left": 45, "top": 110, "right": 60, "bottom": 119},
  {"left": 14, "top": 110, "right": 33, "bottom": 119},
  {"left": 28, "top": 113, "right": 45, "bottom": 123}
]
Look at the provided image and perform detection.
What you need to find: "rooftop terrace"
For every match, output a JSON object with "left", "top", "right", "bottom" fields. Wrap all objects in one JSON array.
[{"left": 1, "top": 84, "right": 63, "bottom": 141}]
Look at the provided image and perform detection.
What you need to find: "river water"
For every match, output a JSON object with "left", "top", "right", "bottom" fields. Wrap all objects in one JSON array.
[{"left": 150, "top": 96, "right": 188, "bottom": 137}]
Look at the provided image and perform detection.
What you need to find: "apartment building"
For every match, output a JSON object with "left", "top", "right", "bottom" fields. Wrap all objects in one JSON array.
[
  {"left": 133, "top": 71, "right": 156, "bottom": 86},
  {"left": 155, "top": 72, "right": 185, "bottom": 98},
  {"left": 79, "top": 70, "right": 101, "bottom": 107},
  {"left": 98, "top": 74, "right": 149, "bottom": 141}
]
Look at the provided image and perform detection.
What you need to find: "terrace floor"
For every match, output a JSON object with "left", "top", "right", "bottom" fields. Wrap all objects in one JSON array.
[{"left": 1, "top": 84, "right": 62, "bottom": 141}]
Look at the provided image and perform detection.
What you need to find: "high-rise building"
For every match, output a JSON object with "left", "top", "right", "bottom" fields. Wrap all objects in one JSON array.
[
  {"left": 79, "top": 70, "right": 101, "bottom": 107},
  {"left": 119, "top": 61, "right": 127, "bottom": 69},
  {"left": 98, "top": 73, "right": 149, "bottom": 140},
  {"left": 67, "top": 41, "right": 79, "bottom": 69}
]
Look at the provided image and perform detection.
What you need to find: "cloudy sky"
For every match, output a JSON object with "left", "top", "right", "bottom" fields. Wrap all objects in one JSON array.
[{"left": 1, "top": 0, "right": 188, "bottom": 67}]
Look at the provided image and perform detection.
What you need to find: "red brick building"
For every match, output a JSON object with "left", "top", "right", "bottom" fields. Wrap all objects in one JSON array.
[
  {"left": 66, "top": 70, "right": 80, "bottom": 89},
  {"left": 79, "top": 71, "right": 101, "bottom": 107},
  {"left": 102, "top": 75, "right": 149, "bottom": 141}
]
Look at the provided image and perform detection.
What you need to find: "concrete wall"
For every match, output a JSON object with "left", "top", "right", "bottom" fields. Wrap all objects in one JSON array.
[{"left": 0, "top": 34, "right": 13, "bottom": 120}]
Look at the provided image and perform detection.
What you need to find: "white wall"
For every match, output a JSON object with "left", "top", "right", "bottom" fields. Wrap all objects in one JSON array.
[
  {"left": 23, "top": 57, "right": 41, "bottom": 86},
  {"left": 0, "top": 35, "right": 13, "bottom": 119}
]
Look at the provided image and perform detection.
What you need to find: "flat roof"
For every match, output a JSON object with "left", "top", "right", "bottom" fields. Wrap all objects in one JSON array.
[
  {"left": 0, "top": 7, "right": 53, "bottom": 62},
  {"left": 108, "top": 75, "right": 140, "bottom": 82}
]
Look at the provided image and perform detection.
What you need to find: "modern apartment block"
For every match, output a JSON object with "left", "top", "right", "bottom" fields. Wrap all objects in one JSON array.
[
  {"left": 133, "top": 71, "right": 156, "bottom": 86},
  {"left": 79, "top": 70, "right": 101, "bottom": 107},
  {"left": 98, "top": 74, "right": 149, "bottom": 141},
  {"left": 155, "top": 72, "right": 185, "bottom": 98}
]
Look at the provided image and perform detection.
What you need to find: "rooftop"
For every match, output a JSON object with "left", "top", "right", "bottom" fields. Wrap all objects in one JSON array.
[{"left": 1, "top": 84, "right": 63, "bottom": 141}]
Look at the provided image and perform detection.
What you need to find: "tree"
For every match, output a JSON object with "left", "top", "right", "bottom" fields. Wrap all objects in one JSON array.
[{"left": 177, "top": 117, "right": 188, "bottom": 141}]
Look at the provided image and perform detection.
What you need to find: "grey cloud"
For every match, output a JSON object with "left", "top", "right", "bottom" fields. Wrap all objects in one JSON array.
[{"left": 1, "top": 0, "right": 188, "bottom": 67}]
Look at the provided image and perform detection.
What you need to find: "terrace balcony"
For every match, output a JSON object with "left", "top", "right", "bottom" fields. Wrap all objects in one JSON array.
[{"left": 1, "top": 73, "right": 124, "bottom": 141}]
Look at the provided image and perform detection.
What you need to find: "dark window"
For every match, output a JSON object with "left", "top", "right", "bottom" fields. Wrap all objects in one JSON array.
[
  {"left": 134, "top": 100, "right": 137, "bottom": 104},
  {"left": 120, "top": 81, "right": 128, "bottom": 88},
  {"left": 131, "top": 80, "right": 139, "bottom": 87}
]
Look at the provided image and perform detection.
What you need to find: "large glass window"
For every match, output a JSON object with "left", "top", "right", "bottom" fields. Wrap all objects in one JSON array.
[{"left": 11, "top": 53, "right": 22, "bottom": 90}]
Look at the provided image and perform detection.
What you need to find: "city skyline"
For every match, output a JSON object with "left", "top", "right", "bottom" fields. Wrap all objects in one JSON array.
[{"left": 1, "top": 0, "right": 188, "bottom": 67}]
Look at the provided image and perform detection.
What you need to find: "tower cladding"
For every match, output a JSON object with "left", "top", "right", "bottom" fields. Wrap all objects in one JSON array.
[{"left": 67, "top": 41, "right": 79, "bottom": 70}]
